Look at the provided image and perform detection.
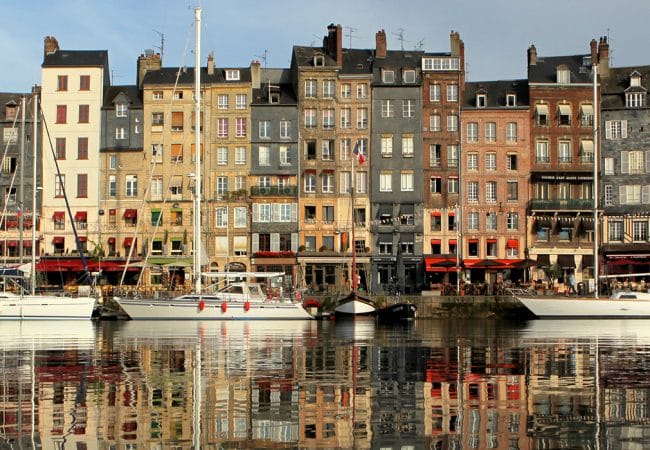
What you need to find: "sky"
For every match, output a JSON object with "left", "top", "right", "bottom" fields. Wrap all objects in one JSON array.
[{"left": 2, "top": 0, "right": 649, "bottom": 92}]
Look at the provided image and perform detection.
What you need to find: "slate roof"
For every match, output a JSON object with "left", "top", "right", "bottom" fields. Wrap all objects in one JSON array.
[
  {"left": 141, "top": 66, "right": 251, "bottom": 85},
  {"left": 42, "top": 50, "right": 109, "bottom": 68},
  {"left": 463, "top": 79, "right": 530, "bottom": 108},
  {"left": 251, "top": 68, "right": 297, "bottom": 105},
  {"left": 601, "top": 66, "right": 650, "bottom": 109},
  {"left": 103, "top": 85, "right": 142, "bottom": 108},
  {"left": 528, "top": 54, "right": 593, "bottom": 84}
]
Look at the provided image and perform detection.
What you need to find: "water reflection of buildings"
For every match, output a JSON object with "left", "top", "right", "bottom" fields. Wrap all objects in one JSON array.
[{"left": 3, "top": 322, "right": 650, "bottom": 448}]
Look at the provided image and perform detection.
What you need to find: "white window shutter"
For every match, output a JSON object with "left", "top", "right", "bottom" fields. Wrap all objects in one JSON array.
[
  {"left": 291, "top": 233, "right": 298, "bottom": 252},
  {"left": 271, "top": 203, "right": 280, "bottom": 222},
  {"left": 605, "top": 121, "right": 612, "bottom": 139},
  {"left": 646, "top": 151, "right": 650, "bottom": 173},
  {"left": 621, "top": 120, "right": 628, "bottom": 138},
  {"left": 270, "top": 233, "right": 280, "bottom": 252},
  {"left": 621, "top": 151, "right": 629, "bottom": 174},
  {"left": 252, "top": 203, "right": 259, "bottom": 222},
  {"left": 619, "top": 186, "right": 627, "bottom": 205},
  {"left": 291, "top": 203, "right": 298, "bottom": 221},
  {"left": 643, "top": 186, "right": 650, "bottom": 204},
  {"left": 251, "top": 233, "right": 259, "bottom": 253}
]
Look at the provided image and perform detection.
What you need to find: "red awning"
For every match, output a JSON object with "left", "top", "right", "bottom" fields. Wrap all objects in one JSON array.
[
  {"left": 6, "top": 240, "right": 17, "bottom": 247},
  {"left": 22, "top": 240, "right": 32, "bottom": 247},
  {"left": 431, "top": 239, "right": 441, "bottom": 245},
  {"left": 107, "top": 237, "right": 116, "bottom": 244},
  {"left": 109, "top": 209, "right": 116, "bottom": 215},
  {"left": 123, "top": 209, "right": 137, "bottom": 219},
  {"left": 78, "top": 236, "right": 87, "bottom": 242},
  {"left": 52, "top": 236, "right": 64, "bottom": 244},
  {"left": 449, "top": 239, "right": 457, "bottom": 245},
  {"left": 486, "top": 239, "right": 497, "bottom": 243},
  {"left": 431, "top": 212, "right": 441, "bottom": 217},
  {"left": 304, "top": 169, "right": 317, "bottom": 174},
  {"left": 468, "top": 238, "right": 478, "bottom": 243},
  {"left": 507, "top": 239, "right": 519, "bottom": 248},
  {"left": 52, "top": 211, "right": 65, "bottom": 220},
  {"left": 448, "top": 211, "right": 455, "bottom": 216},
  {"left": 75, "top": 211, "right": 87, "bottom": 221},
  {"left": 123, "top": 237, "right": 135, "bottom": 247},
  {"left": 425, "top": 257, "right": 458, "bottom": 272}
]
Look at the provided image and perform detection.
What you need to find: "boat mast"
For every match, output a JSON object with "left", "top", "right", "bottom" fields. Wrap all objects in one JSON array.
[
  {"left": 193, "top": 7, "right": 202, "bottom": 294},
  {"left": 593, "top": 63, "right": 599, "bottom": 299},
  {"left": 351, "top": 141, "right": 357, "bottom": 293},
  {"left": 31, "top": 93, "right": 38, "bottom": 295}
]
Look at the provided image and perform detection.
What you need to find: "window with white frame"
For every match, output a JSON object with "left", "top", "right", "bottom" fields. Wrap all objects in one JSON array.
[
  {"left": 619, "top": 185, "right": 643, "bottom": 204},
  {"left": 323, "top": 80, "right": 335, "bottom": 98},
  {"left": 507, "top": 180, "right": 518, "bottom": 201},
  {"left": 305, "top": 79, "right": 317, "bottom": 98},
  {"left": 340, "top": 108, "right": 351, "bottom": 128},
  {"left": 448, "top": 145, "right": 458, "bottom": 167},
  {"left": 234, "top": 146, "right": 246, "bottom": 165},
  {"left": 403, "top": 99, "right": 415, "bottom": 117},
  {"left": 381, "top": 135, "right": 393, "bottom": 157},
  {"left": 467, "top": 122, "right": 478, "bottom": 142},
  {"left": 234, "top": 207, "right": 247, "bottom": 227},
  {"left": 125, "top": 175, "right": 137, "bottom": 197},
  {"left": 341, "top": 83, "right": 351, "bottom": 99},
  {"left": 609, "top": 221, "right": 623, "bottom": 241},
  {"left": 257, "top": 203, "right": 271, "bottom": 222},
  {"left": 448, "top": 176, "right": 458, "bottom": 194},
  {"left": 557, "top": 67, "right": 570, "bottom": 84},
  {"left": 467, "top": 181, "right": 479, "bottom": 203},
  {"left": 279, "top": 146, "right": 291, "bottom": 165},
  {"left": 486, "top": 181, "right": 497, "bottom": 203},
  {"left": 403, "top": 69, "right": 416, "bottom": 83},
  {"left": 322, "top": 109, "right": 335, "bottom": 129},
  {"left": 304, "top": 108, "right": 317, "bottom": 128},
  {"left": 401, "top": 171, "right": 414, "bottom": 191},
  {"left": 321, "top": 172, "right": 334, "bottom": 193},
  {"left": 605, "top": 120, "right": 628, "bottom": 139},
  {"left": 536, "top": 140, "right": 549, "bottom": 163},
  {"left": 380, "top": 171, "right": 392, "bottom": 192},
  {"left": 115, "top": 127, "right": 126, "bottom": 140},
  {"left": 507, "top": 154, "right": 517, "bottom": 171},
  {"left": 304, "top": 173, "right": 316, "bottom": 192},
  {"left": 604, "top": 185, "right": 613, "bottom": 205},
  {"left": 558, "top": 140, "right": 572, "bottom": 163},
  {"left": 430, "top": 144, "right": 441, "bottom": 167},
  {"left": 217, "top": 118, "right": 228, "bottom": 137},
  {"left": 216, "top": 147, "right": 228, "bottom": 165},
  {"left": 259, "top": 120, "right": 270, "bottom": 138},
  {"left": 604, "top": 157, "right": 614, "bottom": 175},
  {"left": 506, "top": 212, "right": 518, "bottom": 230},
  {"left": 506, "top": 94, "right": 517, "bottom": 107},
  {"left": 626, "top": 92, "right": 646, "bottom": 108},
  {"left": 485, "top": 122, "right": 496, "bottom": 142},
  {"left": 447, "top": 84, "right": 458, "bottom": 102},
  {"left": 235, "top": 176, "right": 245, "bottom": 191},
  {"left": 340, "top": 139, "right": 351, "bottom": 160},
  {"left": 381, "top": 100, "right": 395, "bottom": 118},
  {"left": 467, "top": 153, "right": 478, "bottom": 171},
  {"left": 621, "top": 150, "right": 645, "bottom": 174},
  {"left": 402, "top": 135, "right": 414, "bottom": 157},
  {"left": 258, "top": 146, "right": 270, "bottom": 166},
  {"left": 109, "top": 175, "right": 117, "bottom": 197},
  {"left": 151, "top": 144, "right": 162, "bottom": 163},
  {"left": 280, "top": 120, "right": 291, "bottom": 138},
  {"left": 357, "top": 83, "right": 368, "bottom": 99},
  {"left": 429, "top": 114, "right": 441, "bottom": 131},
  {"left": 634, "top": 221, "right": 648, "bottom": 241},
  {"left": 506, "top": 122, "right": 517, "bottom": 142},
  {"left": 468, "top": 212, "right": 479, "bottom": 230},
  {"left": 356, "top": 171, "right": 367, "bottom": 194},
  {"left": 322, "top": 140, "right": 334, "bottom": 160},
  {"left": 430, "top": 84, "right": 441, "bottom": 102},
  {"left": 486, "top": 212, "right": 497, "bottom": 230},
  {"left": 430, "top": 177, "right": 442, "bottom": 193},
  {"left": 235, "top": 117, "right": 246, "bottom": 137},
  {"left": 476, "top": 94, "right": 487, "bottom": 108},
  {"left": 447, "top": 114, "right": 458, "bottom": 132},
  {"left": 225, "top": 69, "right": 240, "bottom": 80},
  {"left": 357, "top": 108, "right": 368, "bottom": 129},
  {"left": 340, "top": 171, "right": 351, "bottom": 194},
  {"left": 116, "top": 103, "right": 128, "bottom": 117},
  {"left": 218, "top": 94, "right": 229, "bottom": 109},
  {"left": 485, "top": 153, "right": 496, "bottom": 171},
  {"left": 236, "top": 94, "right": 246, "bottom": 109},
  {"left": 215, "top": 177, "right": 228, "bottom": 198},
  {"left": 382, "top": 69, "right": 395, "bottom": 83}
]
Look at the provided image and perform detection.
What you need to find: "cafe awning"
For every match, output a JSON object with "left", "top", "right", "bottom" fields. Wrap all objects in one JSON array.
[
  {"left": 536, "top": 254, "right": 550, "bottom": 267},
  {"left": 123, "top": 209, "right": 137, "bottom": 219},
  {"left": 557, "top": 254, "right": 576, "bottom": 268},
  {"left": 52, "top": 236, "right": 64, "bottom": 244},
  {"left": 581, "top": 255, "right": 594, "bottom": 268}
]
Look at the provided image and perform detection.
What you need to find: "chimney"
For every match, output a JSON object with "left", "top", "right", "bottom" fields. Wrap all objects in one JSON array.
[
  {"left": 375, "top": 29, "right": 387, "bottom": 59},
  {"left": 527, "top": 45, "right": 537, "bottom": 66},
  {"left": 207, "top": 52, "right": 215, "bottom": 76},
  {"left": 598, "top": 36, "right": 610, "bottom": 78},
  {"left": 137, "top": 49, "right": 162, "bottom": 88},
  {"left": 450, "top": 31, "right": 462, "bottom": 57},
  {"left": 43, "top": 36, "right": 59, "bottom": 58},
  {"left": 324, "top": 23, "right": 343, "bottom": 65},
  {"left": 250, "top": 60, "right": 261, "bottom": 89},
  {"left": 590, "top": 39, "right": 597, "bottom": 66}
]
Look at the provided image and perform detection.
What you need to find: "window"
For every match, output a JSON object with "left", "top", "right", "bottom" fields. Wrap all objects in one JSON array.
[
  {"left": 580, "top": 104, "right": 594, "bottom": 126},
  {"left": 78, "top": 104, "right": 89, "bottom": 123},
  {"left": 580, "top": 140, "right": 594, "bottom": 163},
  {"left": 340, "top": 83, "right": 351, "bottom": 99},
  {"left": 380, "top": 171, "right": 392, "bottom": 192},
  {"left": 357, "top": 108, "right": 368, "bottom": 129},
  {"left": 486, "top": 212, "right": 497, "bottom": 230},
  {"left": 507, "top": 181, "right": 518, "bottom": 201},
  {"left": 234, "top": 207, "right": 247, "bottom": 228},
  {"left": 506, "top": 94, "right": 516, "bottom": 106},
  {"left": 259, "top": 121, "right": 270, "bottom": 138},
  {"left": 322, "top": 205, "right": 334, "bottom": 224},
  {"left": 125, "top": 175, "right": 137, "bottom": 197},
  {"left": 152, "top": 112, "right": 164, "bottom": 126},
  {"left": 340, "top": 108, "right": 351, "bottom": 129},
  {"left": 448, "top": 177, "right": 458, "bottom": 194},
  {"left": 109, "top": 175, "right": 117, "bottom": 198},
  {"left": 3, "top": 128, "right": 17, "bottom": 144},
  {"left": 476, "top": 93, "right": 487, "bottom": 108},
  {"left": 152, "top": 91, "right": 163, "bottom": 100},
  {"left": 467, "top": 181, "right": 479, "bottom": 203},
  {"left": 609, "top": 221, "right": 623, "bottom": 241},
  {"left": 429, "top": 114, "right": 441, "bottom": 131},
  {"left": 57, "top": 75, "right": 68, "bottom": 91},
  {"left": 115, "top": 127, "right": 126, "bottom": 140},
  {"left": 171, "top": 144, "right": 183, "bottom": 162},
  {"left": 225, "top": 69, "right": 240, "bottom": 80},
  {"left": 430, "top": 177, "right": 442, "bottom": 194},
  {"left": 429, "top": 84, "right": 441, "bottom": 102},
  {"left": 322, "top": 140, "right": 334, "bottom": 160},
  {"left": 215, "top": 176, "right": 227, "bottom": 198},
  {"left": 258, "top": 146, "right": 270, "bottom": 166},
  {"left": 279, "top": 146, "right": 291, "bottom": 165},
  {"left": 604, "top": 185, "right": 613, "bottom": 206},
  {"left": 321, "top": 172, "right": 334, "bottom": 193},
  {"left": 381, "top": 100, "right": 395, "bottom": 118},
  {"left": 304, "top": 172, "right": 316, "bottom": 193},
  {"left": 402, "top": 135, "right": 414, "bottom": 157},
  {"left": 382, "top": 69, "right": 395, "bottom": 83},
  {"left": 305, "top": 79, "right": 317, "bottom": 98},
  {"left": 109, "top": 155, "right": 117, "bottom": 170},
  {"left": 467, "top": 123, "right": 478, "bottom": 142},
  {"left": 467, "top": 153, "right": 478, "bottom": 171},
  {"left": 506, "top": 213, "right": 518, "bottom": 231},
  {"left": 151, "top": 143, "right": 163, "bottom": 163},
  {"left": 304, "top": 109, "right": 317, "bottom": 128},
  {"left": 340, "top": 139, "right": 351, "bottom": 160},
  {"left": 235, "top": 117, "right": 246, "bottom": 137},
  {"left": 486, "top": 181, "right": 497, "bottom": 203},
  {"left": 621, "top": 150, "right": 645, "bottom": 174},
  {"left": 214, "top": 146, "right": 227, "bottom": 165},
  {"left": 56, "top": 105, "right": 67, "bottom": 124},
  {"left": 486, "top": 239, "right": 497, "bottom": 257},
  {"left": 1, "top": 157, "right": 16, "bottom": 174},
  {"left": 279, "top": 120, "right": 291, "bottom": 138},
  {"left": 257, "top": 204, "right": 271, "bottom": 222},
  {"left": 485, "top": 122, "right": 496, "bottom": 142},
  {"left": 55, "top": 174, "right": 65, "bottom": 197},
  {"left": 627, "top": 92, "right": 646, "bottom": 108},
  {"left": 323, "top": 80, "right": 335, "bottom": 98},
  {"left": 507, "top": 154, "right": 517, "bottom": 171},
  {"left": 403, "top": 99, "right": 415, "bottom": 117},
  {"left": 430, "top": 144, "right": 441, "bottom": 167},
  {"left": 77, "top": 174, "right": 88, "bottom": 198},
  {"left": 468, "top": 212, "right": 479, "bottom": 231},
  {"left": 558, "top": 140, "right": 572, "bottom": 163},
  {"left": 485, "top": 153, "right": 496, "bottom": 171},
  {"left": 506, "top": 122, "right": 517, "bottom": 142},
  {"left": 558, "top": 104, "right": 572, "bottom": 126},
  {"left": 217, "top": 118, "right": 228, "bottom": 138},
  {"left": 633, "top": 221, "right": 648, "bottom": 241},
  {"left": 217, "top": 94, "right": 229, "bottom": 109},
  {"left": 76, "top": 75, "right": 90, "bottom": 91},
  {"left": 236, "top": 94, "right": 247, "bottom": 109},
  {"left": 447, "top": 84, "right": 458, "bottom": 102},
  {"left": 403, "top": 69, "right": 416, "bottom": 83},
  {"left": 447, "top": 114, "right": 458, "bottom": 132},
  {"left": 378, "top": 237, "right": 393, "bottom": 255},
  {"left": 116, "top": 103, "right": 127, "bottom": 117},
  {"left": 340, "top": 171, "right": 351, "bottom": 194},
  {"left": 322, "top": 109, "right": 335, "bottom": 129},
  {"left": 536, "top": 141, "right": 549, "bottom": 163},
  {"left": 619, "top": 185, "right": 643, "bottom": 204},
  {"left": 356, "top": 172, "right": 367, "bottom": 194},
  {"left": 357, "top": 83, "right": 368, "bottom": 99},
  {"left": 56, "top": 138, "right": 66, "bottom": 159},
  {"left": 535, "top": 104, "right": 549, "bottom": 126},
  {"left": 431, "top": 214, "right": 442, "bottom": 231},
  {"left": 605, "top": 120, "right": 628, "bottom": 139},
  {"left": 447, "top": 145, "right": 458, "bottom": 167},
  {"left": 401, "top": 171, "right": 414, "bottom": 191},
  {"left": 557, "top": 67, "right": 570, "bottom": 84}
]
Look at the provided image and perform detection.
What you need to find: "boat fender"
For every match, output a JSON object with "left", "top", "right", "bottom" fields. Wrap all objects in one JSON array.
[
  {"left": 244, "top": 301, "right": 250, "bottom": 311},
  {"left": 267, "top": 293, "right": 273, "bottom": 301},
  {"left": 198, "top": 300, "right": 205, "bottom": 311},
  {"left": 295, "top": 290, "right": 301, "bottom": 301},
  {"left": 221, "top": 302, "right": 227, "bottom": 313}
]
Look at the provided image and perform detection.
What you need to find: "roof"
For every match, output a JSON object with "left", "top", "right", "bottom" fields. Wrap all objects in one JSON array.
[
  {"left": 463, "top": 79, "right": 530, "bottom": 108},
  {"left": 141, "top": 66, "right": 251, "bottom": 85},
  {"left": 251, "top": 69, "right": 297, "bottom": 105},
  {"left": 42, "top": 50, "right": 109, "bottom": 68},
  {"left": 103, "top": 85, "right": 143, "bottom": 108},
  {"left": 601, "top": 65, "right": 650, "bottom": 109},
  {"left": 528, "top": 53, "right": 594, "bottom": 84},
  {"left": 0, "top": 93, "right": 34, "bottom": 121}
]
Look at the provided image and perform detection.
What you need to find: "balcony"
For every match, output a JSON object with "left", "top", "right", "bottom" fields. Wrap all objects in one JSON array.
[
  {"left": 530, "top": 199, "right": 594, "bottom": 211},
  {"left": 250, "top": 186, "right": 298, "bottom": 196}
]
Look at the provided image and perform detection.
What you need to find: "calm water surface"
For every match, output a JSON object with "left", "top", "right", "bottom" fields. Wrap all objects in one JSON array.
[{"left": 1, "top": 318, "right": 650, "bottom": 449}]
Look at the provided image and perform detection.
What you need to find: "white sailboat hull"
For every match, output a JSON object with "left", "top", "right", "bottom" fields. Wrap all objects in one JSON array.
[
  {"left": 114, "top": 296, "right": 314, "bottom": 320},
  {"left": 517, "top": 293, "right": 650, "bottom": 318},
  {"left": 334, "top": 297, "right": 377, "bottom": 317},
  {"left": 0, "top": 293, "right": 96, "bottom": 320}
]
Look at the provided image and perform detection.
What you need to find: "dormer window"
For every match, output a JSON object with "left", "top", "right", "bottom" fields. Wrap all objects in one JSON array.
[
  {"left": 403, "top": 69, "right": 416, "bottom": 83},
  {"left": 225, "top": 69, "right": 240, "bottom": 81},
  {"left": 557, "top": 66, "right": 570, "bottom": 84},
  {"left": 382, "top": 69, "right": 395, "bottom": 83},
  {"left": 5, "top": 103, "right": 17, "bottom": 121},
  {"left": 269, "top": 93, "right": 280, "bottom": 104},
  {"left": 313, "top": 55, "right": 325, "bottom": 67},
  {"left": 630, "top": 72, "right": 642, "bottom": 87},
  {"left": 506, "top": 94, "right": 517, "bottom": 107},
  {"left": 476, "top": 94, "right": 487, "bottom": 108},
  {"left": 116, "top": 103, "right": 128, "bottom": 118},
  {"left": 625, "top": 72, "right": 646, "bottom": 108}
]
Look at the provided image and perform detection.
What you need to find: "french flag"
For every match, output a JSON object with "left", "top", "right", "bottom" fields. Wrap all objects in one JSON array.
[{"left": 353, "top": 140, "right": 365, "bottom": 164}]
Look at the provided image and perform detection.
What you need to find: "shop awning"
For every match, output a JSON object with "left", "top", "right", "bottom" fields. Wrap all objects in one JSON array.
[
  {"left": 536, "top": 254, "right": 550, "bottom": 267},
  {"left": 107, "top": 237, "right": 116, "bottom": 244},
  {"left": 557, "top": 254, "right": 576, "bottom": 268},
  {"left": 581, "top": 255, "right": 594, "bottom": 268},
  {"left": 78, "top": 236, "right": 87, "bottom": 242},
  {"left": 124, "top": 209, "right": 137, "bottom": 219},
  {"left": 6, "top": 240, "right": 17, "bottom": 247},
  {"left": 431, "top": 211, "right": 441, "bottom": 217},
  {"left": 506, "top": 239, "right": 519, "bottom": 249},
  {"left": 123, "top": 237, "right": 135, "bottom": 247},
  {"left": 52, "top": 236, "right": 64, "bottom": 244},
  {"left": 425, "top": 257, "right": 458, "bottom": 272},
  {"left": 52, "top": 211, "right": 65, "bottom": 220},
  {"left": 75, "top": 211, "right": 87, "bottom": 221},
  {"left": 22, "top": 240, "right": 32, "bottom": 247}
]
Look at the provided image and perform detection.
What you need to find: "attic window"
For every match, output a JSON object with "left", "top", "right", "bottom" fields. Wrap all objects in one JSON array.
[
  {"left": 582, "top": 56, "right": 592, "bottom": 67},
  {"left": 626, "top": 92, "right": 646, "bottom": 108},
  {"left": 403, "top": 70, "right": 416, "bottom": 83},
  {"left": 5, "top": 104, "right": 17, "bottom": 121},
  {"left": 225, "top": 69, "right": 240, "bottom": 81},
  {"left": 313, "top": 55, "right": 325, "bottom": 67},
  {"left": 476, "top": 94, "right": 487, "bottom": 108},
  {"left": 631, "top": 74, "right": 642, "bottom": 87},
  {"left": 382, "top": 70, "right": 395, "bottom": 83},
  {"left": 269, "top": 93, "right": 280, "bottom": 104},
  {"left": 557, "top": 67, "right": 570, "bottom": 84},
  {"left": 506, "top": 94, "right": 517, "bottom": 107}
]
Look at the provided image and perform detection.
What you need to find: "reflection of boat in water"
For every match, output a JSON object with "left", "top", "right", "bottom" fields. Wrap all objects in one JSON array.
[
  {"left": 516, "top": 291, "right": 650, "bottom": 319},
  {"left": 520, "top": 318, "right": 650, "bottom": 344},
  {"left": 0, "top": 320, "right": 95, "bottom": 350}
]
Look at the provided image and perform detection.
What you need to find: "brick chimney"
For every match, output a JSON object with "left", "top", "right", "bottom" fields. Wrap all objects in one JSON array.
[
  {"left": 44, "top": 36, "right": 59, "bottom": 58},
  {"left": 598, "top": 36, "right": 610, "bottom": 78},
  {"left": 207, "top": 52, "right": 215, "bottom": 76},
  {"left": 590, "top": 39, "right": 598, "bottom": 66},
  {"left": 375, "top": 29, "right": 387, "bottom": 59},
  {"left": 450, "top": 31, "right": 462, "bottom": 57},
  {"left": 137, "top": 49, "right": 162, "bottom": 88},
  {"left": 323, "top": 23, "right": 343, "bottom": 65},
  {"left": 250, "top": 60, "right": 261, "bottom": 89},
  {"left": 527, "top": 45, "right": 537, "bottom": 66}
]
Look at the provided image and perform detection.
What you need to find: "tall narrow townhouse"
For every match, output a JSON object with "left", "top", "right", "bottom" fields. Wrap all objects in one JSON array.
[
  {"left": 291, "top": 24, "right": 372, "bottom": 292},
  {"left": 369, "top": 30, "right": 424, "bottom": 295},
  {"left": 599, "top": 38, "right": 650, "bottom": 278},
  {"left": 40, "top": 37, "right": 108, "bottom": 264},
  {"left": 0, "top": 91, "right": 41, "bottom": 264},
  {"left": 420, "top": 32, "right": 464, "bottom": 289},
  {"left": 460, "top": 80, "right": 530, "bottom": 285},
  {"left": 527, "top": 42, "right": 597, "bottom": 284},
  {"left": 250, "top": 65, "right": 300, "bottom": 282}
]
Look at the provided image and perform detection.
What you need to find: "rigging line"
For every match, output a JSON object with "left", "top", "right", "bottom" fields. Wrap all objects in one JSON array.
[{"left": 38, "top": 97, "right": 90, "bottom": 280}]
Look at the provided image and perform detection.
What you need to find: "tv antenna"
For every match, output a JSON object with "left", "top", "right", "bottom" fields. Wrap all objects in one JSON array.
[
  {"left": 153, "top": 29, "right": 164, "bottom": 62},
  {"left": 392, "top": 28, "right": 408, "bottom": 51},
  {"left": 255, "top": 49, "right": 269, "bottom": 67},
  {"left": 344, "top": 26, "right": 358, "bottom": 49},
  {"left": 414, "top": 38, "right": 425, "bottom": 51}
]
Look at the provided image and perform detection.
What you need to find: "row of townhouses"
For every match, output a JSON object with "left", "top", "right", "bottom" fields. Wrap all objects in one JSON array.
[{"left": 0, "top": 25, "right": 648, "bottom": 295}]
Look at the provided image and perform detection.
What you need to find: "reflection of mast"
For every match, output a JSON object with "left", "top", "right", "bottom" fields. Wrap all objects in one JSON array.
[{"left": 193, "top": 334, "right": 202, "bottom": 449}]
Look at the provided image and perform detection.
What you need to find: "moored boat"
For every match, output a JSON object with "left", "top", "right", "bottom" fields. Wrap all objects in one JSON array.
[{"left": 376, "top": 301, "right": 417, "bottom": 322}]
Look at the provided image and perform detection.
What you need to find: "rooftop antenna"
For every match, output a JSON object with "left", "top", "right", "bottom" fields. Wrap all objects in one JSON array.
[
  {"left": 311, "top": 34, "right": 321, "bottom": 47},
  {"left": 606, "top": 28, "right": 614, "bottom": 66},
  {"left": 255, "top": 49, "right": 269, "bottom": 67},
  {"left": 392, "top": 28, "right": 408, "bottom": 51},
  {"left": 414, "top": 38, "right": 425, "bottom": 51},
  {"left": 344, "top": 26, "right": 358, "bottom": 49},
  {"left": 111, "top": 70, "right": 123, "bottom": 85},
  {"left": 153, "top": 29, "right": 165, "bottom": 62}
]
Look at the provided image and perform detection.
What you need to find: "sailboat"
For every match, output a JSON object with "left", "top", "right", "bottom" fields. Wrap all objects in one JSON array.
[
  {"left": 113, "top": 8, "right": 312, "bottom": 320},
  {"left": 0, "top": 95, "right": 96, "bottom": 320}
]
